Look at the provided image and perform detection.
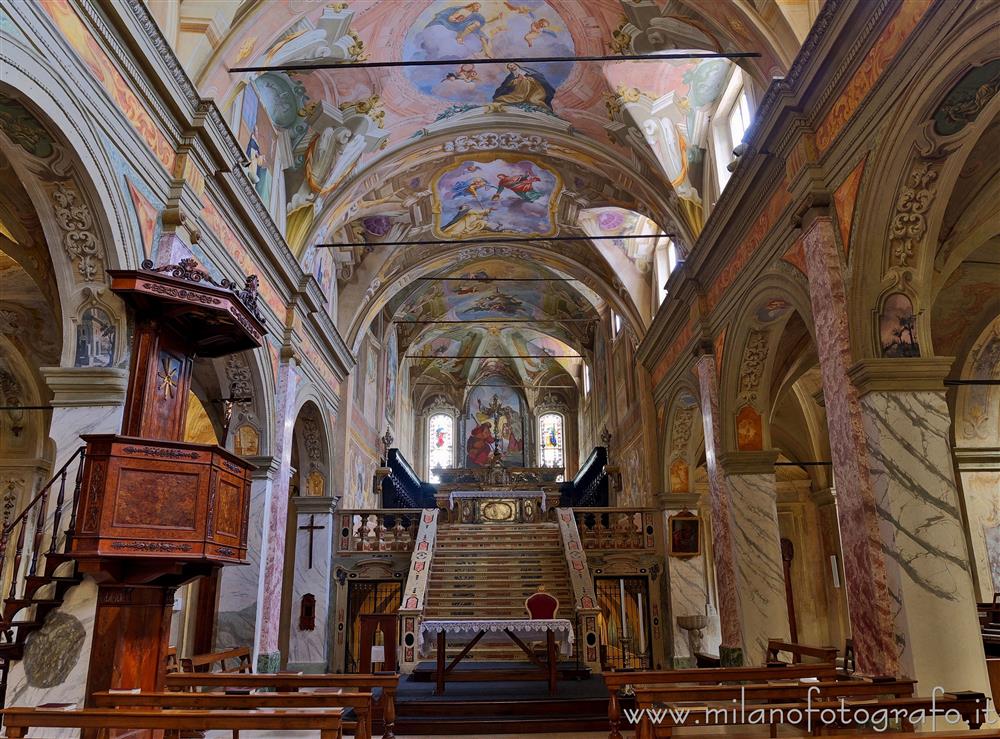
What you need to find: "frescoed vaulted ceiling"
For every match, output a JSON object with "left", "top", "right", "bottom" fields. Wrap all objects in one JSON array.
[
  {"left": 388, "top": 257, "right": 592, "bottom": 392},
  {"left": 191, "top": 0, "right": 798, "bottom": 398}
]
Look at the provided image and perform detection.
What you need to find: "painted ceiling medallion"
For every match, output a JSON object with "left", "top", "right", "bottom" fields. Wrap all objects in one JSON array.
[{"left": 432, "top": 155, "right": 560, "bottom": 238}]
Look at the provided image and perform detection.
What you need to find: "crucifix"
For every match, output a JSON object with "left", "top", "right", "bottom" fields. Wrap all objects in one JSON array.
[
  {"left": 482, "top": 393, "right": 506, "bottom": 454},
  {"left": 299, "top": 514, "right": 326, "bottom": 569}
]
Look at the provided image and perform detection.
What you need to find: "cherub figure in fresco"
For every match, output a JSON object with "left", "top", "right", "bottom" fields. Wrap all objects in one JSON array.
[
  {"left": 451, "top": 176, "right": 490, "bottom": 202},
  {"left": 523, "top": 18, "right": 562, "bottom": 47},
  {"left": 492, "top": 63, "right": 557, "bottom": 111},
  {"left": 491, "top": 169, "right": 543, "bottom": 202},
  {"left": 443, "top": 64, "right": 479, "bottom": 84}
]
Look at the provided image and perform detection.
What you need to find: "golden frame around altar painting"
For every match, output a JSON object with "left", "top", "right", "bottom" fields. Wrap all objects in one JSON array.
[{"left": 668, "top": 511, "right": 702, "bottom": 558}]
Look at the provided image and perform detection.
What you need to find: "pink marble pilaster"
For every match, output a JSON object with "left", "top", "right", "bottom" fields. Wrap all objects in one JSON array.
[
  {"left": 695, "top": 355, "right": 744, "bottom": 660},
  {"left": 801, "top": 213, "right": 898, "bottom": 677},
  {"left": 255, "top": 358, "right": 300, "bottom": 670}
]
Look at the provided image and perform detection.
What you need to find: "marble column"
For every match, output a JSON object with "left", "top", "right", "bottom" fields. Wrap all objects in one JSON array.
[
  {"left": 695, "top": 354, "right": 745, "bottom": 665},
  {"left": 287, "top": 496, "right": 336, "bottom": 672},
  {"left": 256, "top": 359, "right": 300, "bottom": 672},
  {"left": 850, "top": 360, "right": 989, "bottom": 693},
  {"left": 718, "top": 451, "right": 790, "bottom": 665},
  {"left": 660, "top": 493, "right": 721, "bottom": 668},
  {"left": 0, "top": 368, "right": 127, "bottom": 714},
  {"left": 216, "top": 455, "right": 278, "bottom": 653},
  {"left": 800, "top": 211, "right": 899, "bottom": 677}
]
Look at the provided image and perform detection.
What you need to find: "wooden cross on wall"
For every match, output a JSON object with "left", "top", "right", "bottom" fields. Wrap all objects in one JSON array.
[{"left": 299, "top": 514, "right": 326, "bottom": 569}]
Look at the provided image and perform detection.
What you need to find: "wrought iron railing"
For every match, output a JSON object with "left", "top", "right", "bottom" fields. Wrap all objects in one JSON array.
[{"left": 0, "top": 447, "right": 86, "bottom": 605}]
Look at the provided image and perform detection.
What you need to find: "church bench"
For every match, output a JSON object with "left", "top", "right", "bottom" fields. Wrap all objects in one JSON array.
[
  {"left": 629, "top": 690, "right": 986, "bottom": 738},
  {"left": 163, "top": 672, "right": 398, "bottom": 739},
  {"left": 92, "top": 689, "right": 373, "bottom": 739},
  {"left": 180, "top": 646, "right": 252, "bottom": 673},
  {"left": 0, "top": 706, "right": 343, "bottom": 738},
  {"left": 604, "top": 663, "right": 839, "bottom": 738},
  {"left": 766, "top": 639, "right": 838, "bottom": 665}
]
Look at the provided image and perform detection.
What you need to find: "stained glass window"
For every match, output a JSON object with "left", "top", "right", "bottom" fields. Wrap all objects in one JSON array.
[
  {"left": 427, "top": 413, "right": 454, "bottom": 483},
  {"left": 538, "top": 413, "right": 564, "bottom": 469}
]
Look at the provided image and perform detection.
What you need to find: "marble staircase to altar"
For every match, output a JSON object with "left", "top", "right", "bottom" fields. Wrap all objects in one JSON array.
[{"left": 424, "top": 521, "right": 574, "bottom": 662}]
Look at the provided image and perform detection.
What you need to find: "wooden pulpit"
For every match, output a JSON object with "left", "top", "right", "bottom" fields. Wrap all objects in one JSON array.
[{"left": 69, "top": 260, "right": 266, "bottom": 711}]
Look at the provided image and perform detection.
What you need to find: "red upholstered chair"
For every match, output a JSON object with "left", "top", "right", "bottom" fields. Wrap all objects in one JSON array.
[{"left": 525, "top": 588, "right": 559, "bottom": 619}]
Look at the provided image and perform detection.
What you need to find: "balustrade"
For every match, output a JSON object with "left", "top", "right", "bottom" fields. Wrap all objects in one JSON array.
[
  {"left": 572, "top": 508, "right": 656, "bottom": 550},
  {"left": 337, "top": 510, "right": 421, "bottom": 553}
]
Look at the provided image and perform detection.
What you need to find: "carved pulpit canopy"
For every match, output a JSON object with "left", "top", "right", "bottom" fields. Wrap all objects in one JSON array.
[{"left": 107, "top": 259, "right": 267, "bottom": 356}]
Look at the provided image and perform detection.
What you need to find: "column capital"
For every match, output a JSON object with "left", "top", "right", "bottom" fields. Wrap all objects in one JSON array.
[
  {"left": 40, "top": 366, "right": 129, "bottom": 407},
  {"left": 247, "top": 455, "right": 280, "bottom": 479},
  {"left": 292, "top": 495, "right": 339, "bottom": 515},
  {"left": 718, "top": 450, "right": 779, "bottom": 475},
  {"left": 791, "top": 191, "right": 833, "bottom": 232},
  {"left": 847, "top": 357, "right": 955, "bottom": 396},
  {"left": 953, "top": 447, "right": 1000, "bottom": 471}
]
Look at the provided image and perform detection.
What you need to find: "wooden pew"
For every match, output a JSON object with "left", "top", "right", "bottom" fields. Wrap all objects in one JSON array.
[
  {"left": 1, "top": 706, "right": 343, "bottom": 738},
  {"left": 93, "top": 689, "right": 372, "bottom": 739},
  {"left": 180, "top": 646, "right": 252, "bottom": 673},
  {"left": 629, "top": 690, "right": 987, "bottom": 738},
  {"left": 766, "top": 639, "right": 838, "bottom": 665},
  {"left": 164, "top": 671, "right": 398, "bottom": 739},
  {"left": 603, "top": 663, "right": 839, "bottom": 739}
]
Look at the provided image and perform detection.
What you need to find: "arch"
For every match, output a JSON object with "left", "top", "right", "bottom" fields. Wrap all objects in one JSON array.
[
  {"left": 849, "top": 5, "right": 1000, "bottom": 358},
  {"left": 661, "top": 384, "right": 703, "bottom": 496},
  {"left": 718, "top": 274, "right": 815, "bottom": 456},
  {"left": 0, "top": 54, "right": 135, "bottom": 367}
]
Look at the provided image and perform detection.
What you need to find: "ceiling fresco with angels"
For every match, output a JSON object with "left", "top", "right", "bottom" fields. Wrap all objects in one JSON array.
[{"left": 200, "top": 0, "right": 791, "bottom": 255}]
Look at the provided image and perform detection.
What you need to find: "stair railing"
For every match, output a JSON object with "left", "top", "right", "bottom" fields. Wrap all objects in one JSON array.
[
  {"left": 555, "top": 507, "right": 602, "bottom": 673},
  {"left": 0, "top": 446, "right": 86, "bottom": 621}
]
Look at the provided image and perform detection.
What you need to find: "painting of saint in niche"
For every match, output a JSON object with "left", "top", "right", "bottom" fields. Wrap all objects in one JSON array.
[
  {"left": 403, "top": 1, "right": 573, "bottom": 116},
  {"left": 74, "top": 307, "right": 116, "bottom": 367},
  {"left": 465, "top": 384, "right": 525, "bottom": 467},
  {"left": 668, "top": 512, "right": 701, "bottom": 558},
  {"left": 434, "top": 157, "right": 560, "bottom": 238},
  {"left": 879, "top": 293, "right": 920, "bottom": 358}
]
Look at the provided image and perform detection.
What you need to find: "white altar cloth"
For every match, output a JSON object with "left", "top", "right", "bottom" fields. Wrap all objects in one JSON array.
[
  {"left": 419, "top": 618, "right": 574, "bottom": 657},
  {"left": 447, "top": 489, "right": 548, "bottom": 509}
]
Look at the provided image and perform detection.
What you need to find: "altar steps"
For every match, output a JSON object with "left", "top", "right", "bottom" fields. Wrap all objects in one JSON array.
[
  {"left": 396, "top": 674, "right": 607, "bottom": 734},
  {"left": 424, "top": 521, "right": 575, "bottom": 662}
]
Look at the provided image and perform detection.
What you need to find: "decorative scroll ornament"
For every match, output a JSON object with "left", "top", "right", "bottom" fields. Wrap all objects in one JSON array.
[
  {"left": 443, "top": 132, "right": 548, "bottom": 153},
  {"left": 671, "top": 407, "right": 695, "bottom": 452},
  {"left": 303, "top": 413, "right": 322, "bottom": 462},
  {"left": 888, "top": 160, "right": 939, "bottom": 266},
  {"left": 738, "top": 329, "right": 769, "bottom": 401},
  {"left": 140, "top": 259, "right": 264, "bottom": 321},
  {"left": 52, "top": 183, "right": 101, "bottom": 281}
]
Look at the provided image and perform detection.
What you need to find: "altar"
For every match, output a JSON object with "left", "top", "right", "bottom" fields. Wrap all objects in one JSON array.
[
  {"left": 419, "top": 619, "right": 574, "bottom": 695},
  {"left": 436, "top": 489, "right": 553, "bottom": 524}
]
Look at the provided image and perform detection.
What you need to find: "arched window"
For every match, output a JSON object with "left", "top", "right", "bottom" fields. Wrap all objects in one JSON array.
[
  {"left": 538, "top": 413, "right": 565, "bottom": 469},
  {"left": 427, "top": 413, "right": 454, "bottom": 483}
]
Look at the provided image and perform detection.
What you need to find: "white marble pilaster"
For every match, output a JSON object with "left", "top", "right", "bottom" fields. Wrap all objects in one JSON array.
[
  {"left": 720, "top": 454, "right": 790, "bottom": 665},
  {"left": 217, "top": 455, "right": 278, "bottom": 652},
  {"left": 663, "top": 497, "right": 721, "bottom": 667},
  {"left": 855, "top": 377, "right": 989, "bottom": 692},
  {"left": 287, "top": 496, "right": 336, "bottom": 671}
]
